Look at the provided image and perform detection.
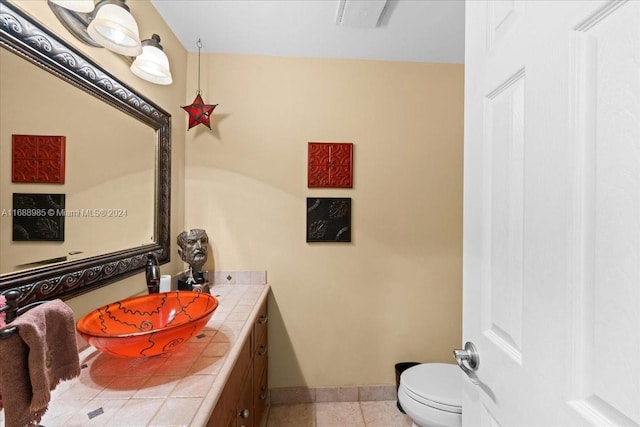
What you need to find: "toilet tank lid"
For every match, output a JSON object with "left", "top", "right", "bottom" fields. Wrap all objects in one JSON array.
[{"left": 400, "top": 363, "right": 463, "bottom": 408}]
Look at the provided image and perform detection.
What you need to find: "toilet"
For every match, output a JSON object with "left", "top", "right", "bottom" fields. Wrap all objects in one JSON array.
[{"left": 398, "top": 363, "right": 462, "bottom": 427}]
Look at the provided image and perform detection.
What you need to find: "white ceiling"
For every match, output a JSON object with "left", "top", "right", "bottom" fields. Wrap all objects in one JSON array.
[{"left": 150, "top": 0, "right": 465, "bottom": 64}]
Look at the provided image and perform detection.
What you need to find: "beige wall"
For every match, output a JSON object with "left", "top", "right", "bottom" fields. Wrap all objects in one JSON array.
[
  {"left": 4, "top": 0, "right": 188, "bottom": 317},
  {"left": 184, "top": 54, "right": 464, "bottom": 387}
]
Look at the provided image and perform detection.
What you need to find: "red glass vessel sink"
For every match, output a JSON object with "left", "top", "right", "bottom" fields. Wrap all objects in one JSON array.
[{"left": 77, "top": 291, "right": 218, "bottom": 358}]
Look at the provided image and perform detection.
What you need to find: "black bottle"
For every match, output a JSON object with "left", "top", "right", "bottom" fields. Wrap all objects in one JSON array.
[{"left": 145, "top": 253, "right": 160, "bottom": 293}]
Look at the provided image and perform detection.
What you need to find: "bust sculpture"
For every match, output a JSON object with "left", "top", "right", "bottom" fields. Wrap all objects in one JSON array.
[{"left": 177, "top": 229, "right": 209, "bottom": 288}]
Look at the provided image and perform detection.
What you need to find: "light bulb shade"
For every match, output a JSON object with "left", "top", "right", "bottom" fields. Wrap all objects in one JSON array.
[
  {"left": 130, "top": 38, "right": 172, "bottom": 85},
  {"left": 49, "top": 0, "right": 95, "bottom": 13},
  {"left": 87, "top": 2, "right": 141, "bottom": 56}
]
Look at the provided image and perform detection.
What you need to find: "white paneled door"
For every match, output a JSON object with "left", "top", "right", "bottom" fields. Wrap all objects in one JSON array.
[{"left": 462, "top": 1, "right": 639, "bottom": 426}]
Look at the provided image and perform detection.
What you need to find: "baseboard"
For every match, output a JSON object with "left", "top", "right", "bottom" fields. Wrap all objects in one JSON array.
[{"left": 269, "top": 385, "right": 396, "bottom": 405}]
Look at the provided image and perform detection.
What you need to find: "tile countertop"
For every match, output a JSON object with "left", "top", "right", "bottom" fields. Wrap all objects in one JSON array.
[{"left": 40, "top": 284, "right": 270, "bottom": 427}]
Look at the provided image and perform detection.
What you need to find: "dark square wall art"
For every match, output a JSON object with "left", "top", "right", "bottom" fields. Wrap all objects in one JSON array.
[
  {"left": 12, "top": 193, "right": 66, "bottom": 241},
  {"left": 306, "top": 197, "right": 351, "bottom": 242}
]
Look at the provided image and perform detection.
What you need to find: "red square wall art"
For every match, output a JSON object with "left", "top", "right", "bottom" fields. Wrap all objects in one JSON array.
[
  {"left": 12, "top": 134, "right": 66, "bottom": 184},
  {"left": 307, "top": 142, "right": 353, "bottom": 188}
]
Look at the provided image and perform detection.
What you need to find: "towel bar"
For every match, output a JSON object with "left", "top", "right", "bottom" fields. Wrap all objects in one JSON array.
[{"left": 0, "top": 290, "right": 49, "bottom": 339}]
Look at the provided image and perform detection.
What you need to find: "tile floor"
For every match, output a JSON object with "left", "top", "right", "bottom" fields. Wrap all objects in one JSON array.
[{"left": 266, "top": 400, "right": 413, "bottom": 427}]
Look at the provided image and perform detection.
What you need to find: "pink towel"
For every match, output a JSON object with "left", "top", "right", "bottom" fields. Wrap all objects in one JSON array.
[
  {"left": 0, "top": 299, "right": 80, "bottom": 427},
  {"left": 0, "top": 294, "right": 6, "bottom": 328}
]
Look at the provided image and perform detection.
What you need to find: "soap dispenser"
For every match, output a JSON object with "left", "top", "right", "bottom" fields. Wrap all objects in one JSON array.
[{"left": 145, "top": 253, "right": 160, "bottom": 293}]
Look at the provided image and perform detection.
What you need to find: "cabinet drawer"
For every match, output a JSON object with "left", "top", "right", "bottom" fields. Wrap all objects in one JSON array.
[{"left": 253, "top": 299, "right": 268, "bottom": 353}]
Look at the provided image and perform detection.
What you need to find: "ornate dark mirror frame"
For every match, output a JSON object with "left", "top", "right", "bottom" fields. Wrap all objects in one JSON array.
[{"left": 0, "top": 0, "right": 171, "bottom": 307}]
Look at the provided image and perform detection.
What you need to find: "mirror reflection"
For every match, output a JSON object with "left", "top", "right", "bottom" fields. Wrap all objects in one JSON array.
[
  {"left": 0, "top": 1, "right": 170, "bottom": 304},
  {"left": 0, "top": 47, "right": 156, "bottom": 275}
]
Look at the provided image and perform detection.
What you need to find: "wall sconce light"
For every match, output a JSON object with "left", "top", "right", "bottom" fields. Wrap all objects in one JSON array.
[
  {"left": 48, "top": 0, "right": 172, "bottom": 85},
  {"left": 130, "top": 34, "right": 172, "bottom": 85},
  {"left": 86, "top": 0, "right": 141, "bottom": 56}
]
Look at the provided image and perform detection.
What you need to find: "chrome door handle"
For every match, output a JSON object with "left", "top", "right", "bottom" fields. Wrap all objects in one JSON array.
[{"left": 453, "top": 341, "right": 480, "bottom": 383}]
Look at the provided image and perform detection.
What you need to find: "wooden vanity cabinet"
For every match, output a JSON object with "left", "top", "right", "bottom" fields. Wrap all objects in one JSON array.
[{"left": 208, "top": 299, "right": 269, "bottom": 427}]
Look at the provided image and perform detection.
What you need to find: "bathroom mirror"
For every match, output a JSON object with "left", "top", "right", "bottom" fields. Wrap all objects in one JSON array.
[{"left": 0, "top": 1, "right": 170, "bottom": 306}]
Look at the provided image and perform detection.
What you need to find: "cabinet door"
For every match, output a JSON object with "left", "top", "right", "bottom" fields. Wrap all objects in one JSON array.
[
  {"left": 208, "top": 335, "right": 252, "bottom": 427},
  {"left": 236, "top": 368, "right": 254, "bottom": 427},
  {"left": 208, "top": 392, "right": 232, "bottom": 427},
  {"left": 253, "top": 321, "right": 268, "bottom": 393},
  {"left": 254, "top": 367, "right": 268, "bottom": 426}
]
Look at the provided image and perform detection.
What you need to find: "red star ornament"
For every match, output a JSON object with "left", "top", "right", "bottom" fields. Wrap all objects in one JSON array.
[{"left": 181, "top": 93, "right": 218, "bottom": 130}]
